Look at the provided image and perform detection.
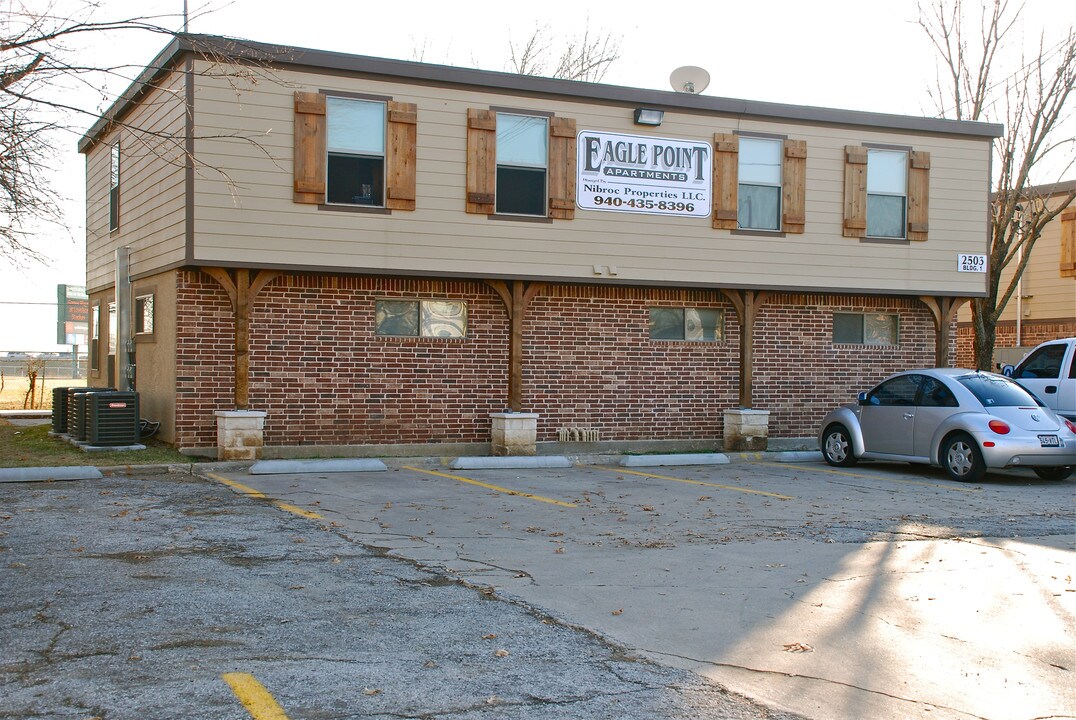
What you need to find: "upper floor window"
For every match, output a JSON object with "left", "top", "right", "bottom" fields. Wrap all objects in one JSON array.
[
  {"left": 326, "top": 97, "right": 386, "bottom": 207},
  {"left": 843, "top": 146, "right": 929, "bottom": 242},
  {"left": 496, "top": 113, "right": 548, "bottom": 216},
  {"left": 737, "top": 137, "right": 782, "bottom": 231},
  {"left": 866, "top": 149, "right": 907, "bottom": 238},
  {"left": 109, "top": 142, "right": 120, "bottom": 231}
]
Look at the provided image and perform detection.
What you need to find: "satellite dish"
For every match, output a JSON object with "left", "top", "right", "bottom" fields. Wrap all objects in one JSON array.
[{"left": 670, "top": 66, "right": 710, "bottom": 94}]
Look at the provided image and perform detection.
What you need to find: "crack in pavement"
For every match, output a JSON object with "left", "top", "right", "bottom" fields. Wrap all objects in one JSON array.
[{"left": 644, "top": 649, "right": 992, "bottom": 720}]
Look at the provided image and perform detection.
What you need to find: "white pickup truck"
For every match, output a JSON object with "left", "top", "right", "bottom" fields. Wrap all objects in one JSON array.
[{"left": 1002, "top": 337, "right": 1076, "bottom": 422}]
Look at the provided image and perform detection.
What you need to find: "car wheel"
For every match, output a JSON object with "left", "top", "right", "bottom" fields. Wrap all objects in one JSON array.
[
  {"left": 942, "top": 433, "right": 986, "bottom": 483},
  {"left": 1033, "top": 466, "right": 1074, "bottom": 481},
  {"left": 822, "top": 424, "right": 857, "bottom": 467}
]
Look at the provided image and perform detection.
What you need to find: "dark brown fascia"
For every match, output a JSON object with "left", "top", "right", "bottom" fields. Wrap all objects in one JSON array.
[{"left": 79, "top": 33, "right": 1004, "bottom": 153}]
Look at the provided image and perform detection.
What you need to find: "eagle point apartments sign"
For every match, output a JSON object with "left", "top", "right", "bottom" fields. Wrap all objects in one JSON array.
[{"left": 577, "top": 130, "right": 712, "bottom": 218}]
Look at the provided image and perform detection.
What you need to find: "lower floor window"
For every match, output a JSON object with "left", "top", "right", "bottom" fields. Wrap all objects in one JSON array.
[
  {"left": 649, "top": 307, "right": 724, "bottom": 341},
  {"left": 833, "top": 312, "right": 898, "bottom": 345},
  {"left": 376, "top": 300, "right": 467, "bottom": 338},
  {"left": 135, "top": 294, "right": 154, "bottom": 335}
]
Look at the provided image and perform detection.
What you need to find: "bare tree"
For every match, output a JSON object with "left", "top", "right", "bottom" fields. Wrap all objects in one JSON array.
[
  {"left": 508, "top": 21, "right": 621, "bottom": 82},
  {"left": 919, "top": 0, "right": 1075, "bottom": 369},
  {"left": 1, "top": 2, "right": 284, "bottom": 268}
]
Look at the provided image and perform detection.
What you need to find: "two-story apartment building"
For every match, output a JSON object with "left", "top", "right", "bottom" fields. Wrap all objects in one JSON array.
[{"left": 79, "top": 35, "right": 1002, "bottom": 457}]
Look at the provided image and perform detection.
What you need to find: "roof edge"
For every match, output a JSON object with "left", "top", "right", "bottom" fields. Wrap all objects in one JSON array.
[{"left": 79, "top": 33, "right": 1005, "bottom": 152}]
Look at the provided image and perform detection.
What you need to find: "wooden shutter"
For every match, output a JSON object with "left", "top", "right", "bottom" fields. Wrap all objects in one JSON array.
[
  {"left": 907, "top": 151, "right": 930, "bottom": 241},
  {"left": 548, "top": 117, "right": 576, "bottom": 220},
  {"left": 1061, "top": 208, "right": 1076, "bottom": 278},
  {"left": 713, "top": 133, "right": 738, "bottom": 230},
  {"left": 843, "top": 146, "right": 868, "bottom": 238},
  {"left": 466, "top": 109, "right": 496, "bottom": 214},
  {"left": 293, "top": 91, "right": 326, "bottom": 204},
  {"left": 782, "top": 140, "right": 807, "bottom": 234},
  {"left": 386, "top": 101, "right": 417, "bottom": 211}
]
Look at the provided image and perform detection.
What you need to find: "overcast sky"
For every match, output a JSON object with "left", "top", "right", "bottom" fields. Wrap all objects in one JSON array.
[{"left": 0, "top": 0, "right": 1069, "bottom": 351}]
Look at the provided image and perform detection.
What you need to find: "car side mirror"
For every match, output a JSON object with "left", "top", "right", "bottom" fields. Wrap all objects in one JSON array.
[
  {"left": 1001, "top": 364, "right": 1015, "bottom": 377},
  {"left": 857, "top": 391, "right": 869, "bottom": 405}
]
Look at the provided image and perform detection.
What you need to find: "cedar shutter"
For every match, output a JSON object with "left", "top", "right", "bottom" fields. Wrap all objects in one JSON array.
[
  {"left": 466, "top": 109, "right": 496, "bottom": 214},
  {"left": 548, "top": 116, "right": 576, "bottom": 220},
  {"left": 843, "top": 146, "right": 868, "bottom": 238},
  {"left": 293, "top": 91, "right": 326, "bottom": 204},
  {"left": 907, "top": 151, "right": 930, "bottom": 241},
  {"left": 1061, "top": 207, "right": 1076, "bottom": 278},
  {"left": 782, "top": 139, "right": 807, "bottom": 234},
  {"left": 386, "top": 101, "right": 417, "bottom": 211},
  {"left": 713, "top": 133, "right": 738, "bottom": 230}
]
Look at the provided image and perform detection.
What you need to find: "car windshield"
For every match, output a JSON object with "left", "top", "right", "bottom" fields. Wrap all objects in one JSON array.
[{"left": 957, "top": 373, "right": 1038, "bottom": 408}]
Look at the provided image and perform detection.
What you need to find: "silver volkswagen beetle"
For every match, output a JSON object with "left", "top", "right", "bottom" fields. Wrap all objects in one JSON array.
[{"left": 819, "top": 369, "right": 1076, "bottom": 482}]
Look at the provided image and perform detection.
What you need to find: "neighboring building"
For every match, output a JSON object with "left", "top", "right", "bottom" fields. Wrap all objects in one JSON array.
[
  {"left": 955, "top": 181, "right": 1076, "bottom": 368},
  {"left": 79, "top": 35, "right": 1002, "bottom": 456}
]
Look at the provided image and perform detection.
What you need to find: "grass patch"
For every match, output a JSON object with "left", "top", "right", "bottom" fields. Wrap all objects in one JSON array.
[{"left": 0, "top": 420, "right": 203, "bottom": 468}]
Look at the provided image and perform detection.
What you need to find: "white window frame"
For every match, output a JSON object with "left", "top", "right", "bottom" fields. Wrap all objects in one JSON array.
[
  {"left": 866, "top": 149, "right": 908, "bottom": 239},
  {"left": 495, "top": 112, "right": 548, "bottom": 217},
  {"left": 325, "top": 96, "right": 387, "bottom": 207},
  {"left": 109, "top": 142, "right": 120, "bottom": 231},
  {"left": 737, "top": 136, "right": 782, "bottom": 231}
]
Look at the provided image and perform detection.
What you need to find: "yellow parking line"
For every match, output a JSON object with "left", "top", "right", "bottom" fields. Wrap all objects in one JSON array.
[
  {"left": 402, "top": 466, "right": 577, "bottom": 508},
  {"left": 763, "top": 462, "right": 981, "bottom": 492},
  {"left": 206, "top": 473, "right": 325, "bottom": 519},
  {"left": 222, "top": 672, "right": 290, "bottom": 720},
  {"left": 605, "top": 467, "right": 795, "bottom": 500}
]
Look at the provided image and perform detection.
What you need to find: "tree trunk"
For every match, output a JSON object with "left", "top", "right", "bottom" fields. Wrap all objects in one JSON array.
[{"left": 971, "top": 298, "right": 998, "bottom": 371}]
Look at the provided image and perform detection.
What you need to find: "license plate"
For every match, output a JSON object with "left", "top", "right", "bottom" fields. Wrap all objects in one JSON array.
[{"left": 1038, "top": 435, "right": 1060, "bottom": 447}]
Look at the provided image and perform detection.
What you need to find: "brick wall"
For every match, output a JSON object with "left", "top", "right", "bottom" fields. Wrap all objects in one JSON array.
[
  {"left": 175, "top": 271, "right": 942, "bottom": 450},
  {"left": 176, "top": 271, "right": 508, "bottom": 448},
  {"left": 955, "top": 320, "right": 1076, "bottom": 367},
  {"left": 524, "top": 286, "right": 738, "bottom": 441},
  {"left": 752, "top": 295, "right": 936, "bottom": 437}
]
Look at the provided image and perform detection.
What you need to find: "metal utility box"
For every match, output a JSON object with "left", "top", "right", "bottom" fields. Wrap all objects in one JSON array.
[
  {"left": 67, "top": 387, "right": 114, "bottom": 440},
  {"left": 85, "top": 391, "right": 140, "bottom": 446},
  {"left": 51, "top": 387, "right": 73, "bottom": 433}
]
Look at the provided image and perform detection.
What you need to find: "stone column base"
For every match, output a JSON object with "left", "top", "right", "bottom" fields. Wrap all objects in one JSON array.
[
  {"left": 490, "top": 412, "right": 539, "bottom": 456},
  {"left": 215, "top": 410, "right": 267, "bottom": 461},
  {"left": 723, "top": 408, "right": 770, "bottom": 452}
]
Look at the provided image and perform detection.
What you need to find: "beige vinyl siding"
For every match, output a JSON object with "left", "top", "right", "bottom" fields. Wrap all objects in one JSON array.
[
  {"left": 85, "top": 69, "right": 188, "bottom": 292},
  {"left": 189, "top": 62, "right": 992, "bottom": 295}
]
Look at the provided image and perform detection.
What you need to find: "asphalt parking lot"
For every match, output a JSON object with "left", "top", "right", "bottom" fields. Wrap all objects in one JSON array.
[{"left": 2, "top": 457, "right": 1073, "bottom": 720}]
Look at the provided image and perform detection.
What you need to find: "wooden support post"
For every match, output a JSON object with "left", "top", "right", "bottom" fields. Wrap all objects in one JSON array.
[
  {"left": 919, "top": 296, "right": 969, "bottom": 368},
  {"left": 203, "top": 267, "right": 281, "bottom": 410},
  {"left": 487, "top": 280, "right": 545, "bottom": 412},
  {"left": 721, "top": 289, "right": 769, "bottom": 408}
]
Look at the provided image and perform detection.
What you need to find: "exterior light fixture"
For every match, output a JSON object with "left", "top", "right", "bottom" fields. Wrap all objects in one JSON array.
[{"left": 633, "top": 108, "right": 664, "bottom": 126}]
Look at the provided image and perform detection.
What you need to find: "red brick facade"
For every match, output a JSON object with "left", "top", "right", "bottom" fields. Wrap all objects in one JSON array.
[{"left": 175, "top": 270, "right": 941, "bottom": 451}]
